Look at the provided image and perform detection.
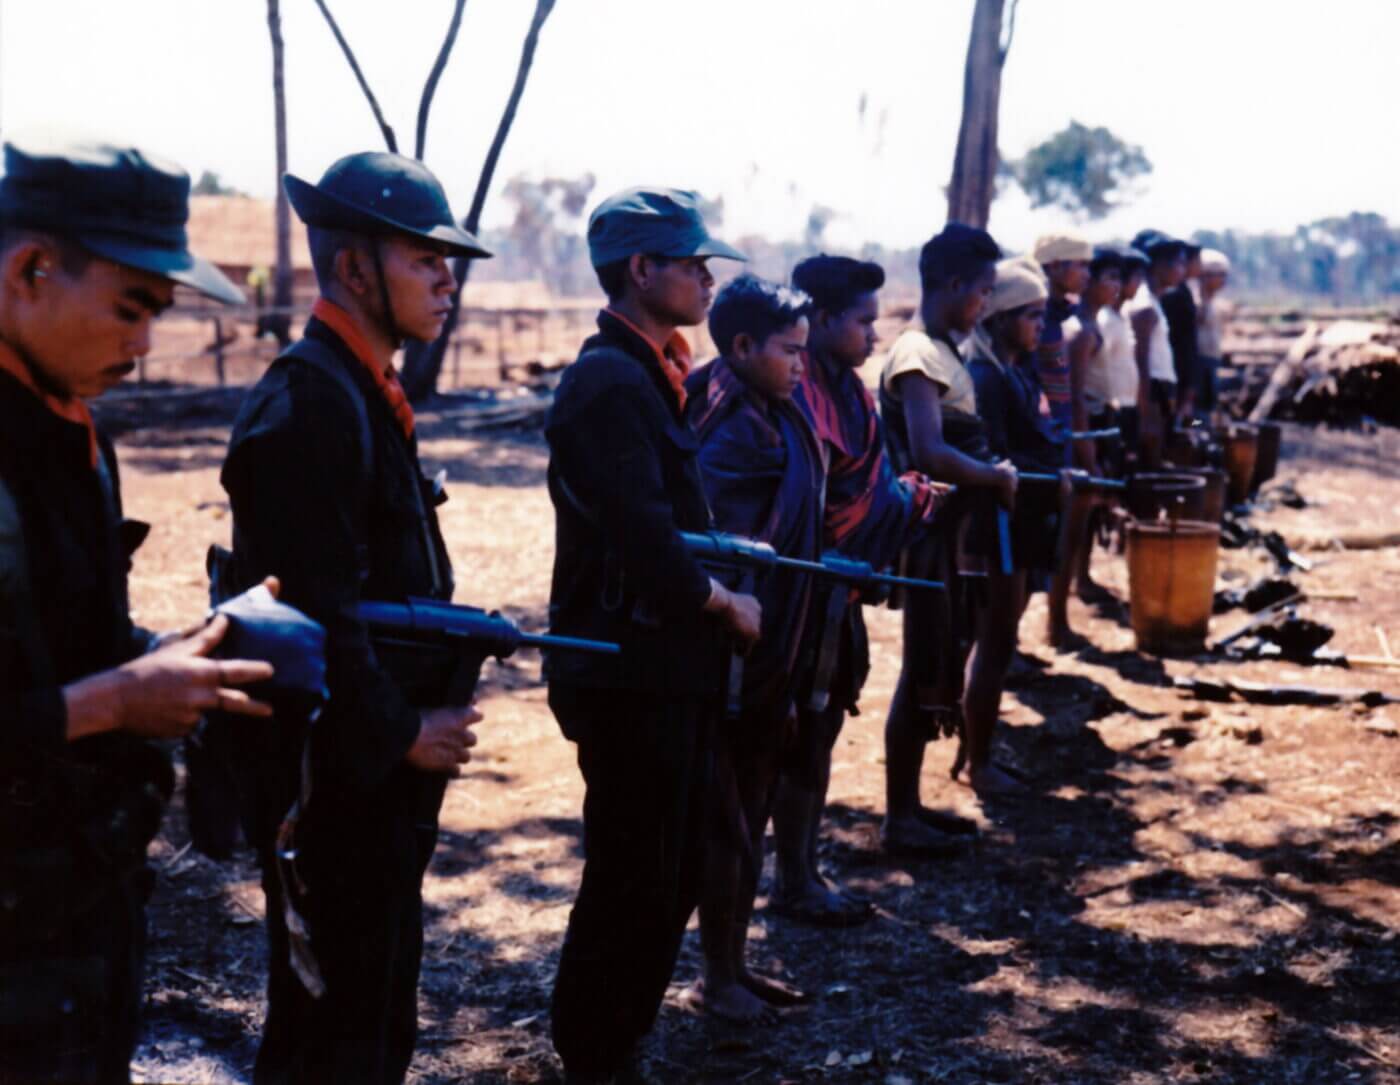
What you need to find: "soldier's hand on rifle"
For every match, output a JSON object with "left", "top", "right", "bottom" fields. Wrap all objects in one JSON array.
[
  {"left": 406, "top": 703, "right": 482, "bottom": 777},
  {"left": 63, "top": 610, "right": 278, "bottom": 741},
  {"left": 992, "top": 460, "right": 1018, "bottom": 509},
  {"left": 1060, "top": 468, "right": 1088, "bottom": 499},
  {"left": 1073, "top": 439, "right": 1099, "bottom": 479},
  {"left": 704, "top": 579, "right": 763, "bottom": 654}
]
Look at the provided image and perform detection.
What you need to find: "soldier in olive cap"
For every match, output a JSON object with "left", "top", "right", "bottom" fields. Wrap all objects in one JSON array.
[
  {"left": 220, "top": 151, "right": 489, "bottom": 1084},
  {"left": 545, "top": 187, "right": 759, "bottom": 1082},
  {"left": 0, "top": 139, "right": 276, "bottom": 1084}
]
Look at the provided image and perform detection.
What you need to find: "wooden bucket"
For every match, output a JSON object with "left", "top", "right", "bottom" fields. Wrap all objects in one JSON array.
[
  {"left": 1127, "top": 519, "right": 1220, "bottom": 655},
  {"left": 1222, "top": 425, "right": 1259, "bottom": 505},
  {"left": 1127, "top": 472, "right": 1208, "bottom": 523},
  {"left": 1250, "top": 421, "right": 1282, "bottom": 494}
]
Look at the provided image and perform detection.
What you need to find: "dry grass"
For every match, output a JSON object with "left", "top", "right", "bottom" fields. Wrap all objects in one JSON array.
[{"left": 98, "top": 398, "right": 1400, "bottom": 1085}]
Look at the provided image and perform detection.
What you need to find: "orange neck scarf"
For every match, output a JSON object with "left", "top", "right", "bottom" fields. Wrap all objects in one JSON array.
[
  {"left": 604, "top": 307, "right": 693, "bottom": 411},
  {"left": 311, "top": 298, "right": 415, "bottom": 440},
  {"left": 0, "top": 336, "right": 99, "bottom": 468}
]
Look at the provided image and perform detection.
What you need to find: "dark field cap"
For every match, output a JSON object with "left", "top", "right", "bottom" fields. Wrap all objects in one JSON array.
[
  {"left": 1116, "top": 244, "right": 1151, "bottom": 268},
  {"left": 587, "top": 186, "right": 746, "bottom": 268},
  {"left": 284, "top": 152, "right": 491, "bottom": 258},
  {"left": 0, "top": 139, "right": 244, "bottom": 305},
  {"left": 1130, "top": 229, "right": 1187, "bottom": 259}
]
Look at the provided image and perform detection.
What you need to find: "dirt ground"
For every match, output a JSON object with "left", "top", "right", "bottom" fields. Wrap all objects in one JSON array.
[{"left": 94, "top": 391, "right": 1400, "bottom": 1085}]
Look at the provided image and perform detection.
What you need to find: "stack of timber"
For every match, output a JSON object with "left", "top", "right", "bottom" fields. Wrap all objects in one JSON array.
[{"left": 1221, "top": 306, "right": 1400, "bottom": 425}]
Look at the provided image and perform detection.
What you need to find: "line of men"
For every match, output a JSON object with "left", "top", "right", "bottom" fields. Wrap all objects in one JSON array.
[{"left": 0, "top": 137, "right": 1231, "bottom": 1085}]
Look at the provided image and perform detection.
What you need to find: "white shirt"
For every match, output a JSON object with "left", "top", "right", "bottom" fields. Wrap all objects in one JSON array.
[
  {"left": 1091, "top": 306, "right": 1140, "bottom": 408},
  {"left": 1124, "top": 287, "right": 1176, "bottom": 384}
]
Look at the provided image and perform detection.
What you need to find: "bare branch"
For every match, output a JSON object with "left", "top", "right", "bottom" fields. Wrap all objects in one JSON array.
[
  {"left": 461, "top": 0, "right": 556, "bottom": 232},
  {"left": 415, "top": 0, "right": 468, "bottom": 160},
  {"left": 999, "top": 0, "right": 1020, "bottom": 63},
  {"left": 311, "top": 0, "right": 398, "bottom": 153},
  {"left": 400, "top": 0, "right": 559, "bottom": 401}
]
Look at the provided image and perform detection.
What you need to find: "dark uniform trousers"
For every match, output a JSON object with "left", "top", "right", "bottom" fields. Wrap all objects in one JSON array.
[
  {"left": 549, "top": 685, "right": 713, "bottom": 1076},
  {"left": 254, "top": 783, "right": 437, "bottom": 1085}
]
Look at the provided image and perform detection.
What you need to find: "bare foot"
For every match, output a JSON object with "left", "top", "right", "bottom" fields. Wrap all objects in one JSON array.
[
  {"left": 740, "top": 969, "right": 808, "bottom": 1006},
  {"left": 685, "top": 977, "right": 772, "bottom": 1024},
  {"left": 770, "top": 880, "right": 873, "bottom": 927},
  {"left": 969, "top": 762, "right": 1029, "bottom": 798},
  {"left": 1077, "top": 578, "right": 1112, "bottom": 603},
  {"left": 1048, "top": 624, "right": 1091, "bottom": 654},
  {"left": 916, "top": 806, "right": 978, "bottom": 835},
  {"left": 881, "top": 815, "right": 967, "bottom": 857}
]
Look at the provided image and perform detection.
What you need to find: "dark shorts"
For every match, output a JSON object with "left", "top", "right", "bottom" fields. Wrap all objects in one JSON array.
[
  {"left": 959, "top": 486, "right": 1060, "bottom": 577},
  {"left": 1149, "top": 378, "right": 1177, "bottom": 419}
]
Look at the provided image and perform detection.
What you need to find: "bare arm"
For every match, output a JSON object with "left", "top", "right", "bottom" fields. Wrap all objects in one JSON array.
[
  {"left": 897, "top": 372, "right": 1016, "bottom": 505},
  {"left": 1068, "top": 325, "right": 1097, "bottom": 472}
]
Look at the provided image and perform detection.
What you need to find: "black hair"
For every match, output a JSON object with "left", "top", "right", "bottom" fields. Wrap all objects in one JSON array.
[
  {"left": 918, "top": 222, "right": 1001, "bottom": 291},
  {"left": 790, "top": 254, "right": 885, "bottom": 316},
  {"left": 594, "top": 253, "right": 672, "bottom": 302},
  {"left": 0, "top": 222, "right": 92, "bottom": 278},
  {"left": 708, "top": 273, "right": 811, "bottom": 357},
  {"left": 307, "top": 224, "right": 364, "bottom": 291}
]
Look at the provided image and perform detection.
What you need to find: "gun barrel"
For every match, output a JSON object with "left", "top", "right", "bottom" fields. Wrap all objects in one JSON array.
[
  {"left": 356, "top": 600, "right": 619, "bottom": 655},
  {"left": 1070, "top": 427, "right": 1121, "bottom": 441},
  {"left": 1019, "top": 471, "right": 1127, "bottom": 493},
  {"left": 871, "top": 571, "right": 947, "bottom": 591},
  {"left": 519, "top": 631, "right": 622, "bottom": 655}
]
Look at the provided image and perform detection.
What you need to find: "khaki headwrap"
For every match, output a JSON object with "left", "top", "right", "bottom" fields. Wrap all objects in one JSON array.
[
  {"left": 986, "top": 256, "right": 1049, "bottom": 318},
  {"left": 1200, "top": 248, "right": 1231, "bottom": 274},
  {"left": 1032, "top": 232, "right": 1093, "bottom": 264}
]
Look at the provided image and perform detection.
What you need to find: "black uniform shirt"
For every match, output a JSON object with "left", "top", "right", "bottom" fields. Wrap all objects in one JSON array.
[
  {"left": 221, "top": 317, "right": 453, "bottom": 802},
  {"left": 544, "top": 310, "right": 725, "bottom": 696}
]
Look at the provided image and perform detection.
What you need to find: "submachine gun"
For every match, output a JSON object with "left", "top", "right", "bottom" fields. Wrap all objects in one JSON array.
[
  {"left": 678, "top": 531, "right": 947, "bottom": 715},
  {"left": 355, "top": 597, "right": 620, "bottom": 708}
]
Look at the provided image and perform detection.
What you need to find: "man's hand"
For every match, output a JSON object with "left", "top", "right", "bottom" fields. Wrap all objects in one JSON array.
[
  {"left": 992, "top": 460, "right": 1019, "bottom": 509},
  {"left": 1060, "top": 467, "right": 1088, "bottom": 500},
  {"left": 704, "top": 579, "right": 763, "bottom": 654},
  {"left": 65, "top": 614, "right": 277, "bottom": 741},
  {"left": 405, "top": 703, "right": 482, "bottom": 776}
]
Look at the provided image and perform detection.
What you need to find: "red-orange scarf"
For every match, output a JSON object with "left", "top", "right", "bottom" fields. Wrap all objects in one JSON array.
[
  {"left": 604, "top": 307, "right": 693, "bottom": 410},
  {"left": 0, "top": 337, "right": 99, "bottom": 468},
  {"left": 311, "top": 298, "right": 415, "bottom": 440}
]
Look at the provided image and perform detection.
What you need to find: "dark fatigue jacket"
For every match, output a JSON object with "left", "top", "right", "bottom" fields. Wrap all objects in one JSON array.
[
  {"left": 1161, "top": 283, "right": 1200, "bottom": 401},
  {"left": 0, "top": 370, "right": 171, "bottom": 945},
  {"left": 684, "top": 357, "right": 824, "bottom": 713},
  {"left": 544, "top": 310, "right": 726, "bottom": 697},
  {"left": 966, "top": 350, "right": 1064, "bottom": 572},
  {"left": 221, "top": 316, "right": 453, "bottom": 827}
]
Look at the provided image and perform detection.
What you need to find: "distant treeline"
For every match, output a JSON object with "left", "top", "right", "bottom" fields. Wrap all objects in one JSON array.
[{"left": 471, "top": 198, "right": 1400, "bottom": 305}]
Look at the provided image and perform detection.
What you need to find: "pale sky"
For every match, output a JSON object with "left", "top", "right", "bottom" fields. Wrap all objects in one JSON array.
[{"left": 3, "top": 0, "right": 1398, "bottom": 255}]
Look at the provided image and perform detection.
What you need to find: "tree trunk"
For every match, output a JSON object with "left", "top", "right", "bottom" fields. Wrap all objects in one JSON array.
[
  {"left": 400, "top": 0, "right": 557, "bottom": 402},
  {"left": 267, "top": 0, "right": 293, "bottom": 346},
  {"left": 946, "top": 0, "right": 1008, "bottom": 229}
]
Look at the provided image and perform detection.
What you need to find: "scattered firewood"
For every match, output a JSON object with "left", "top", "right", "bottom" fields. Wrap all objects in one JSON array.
[{"left": 1173, "top": 675, "right": 1397, "bottom": 707}]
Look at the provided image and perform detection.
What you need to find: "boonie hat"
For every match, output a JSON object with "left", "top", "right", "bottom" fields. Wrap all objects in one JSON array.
[
  {"left": 285, "top": 152, "right": 492, "bottom": 259},
  {"left": 0, "top": 138, "right": 244, "bottom": 305},
  {"left": 587, "top": 187, "right": 746, "bottom": 268}
]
